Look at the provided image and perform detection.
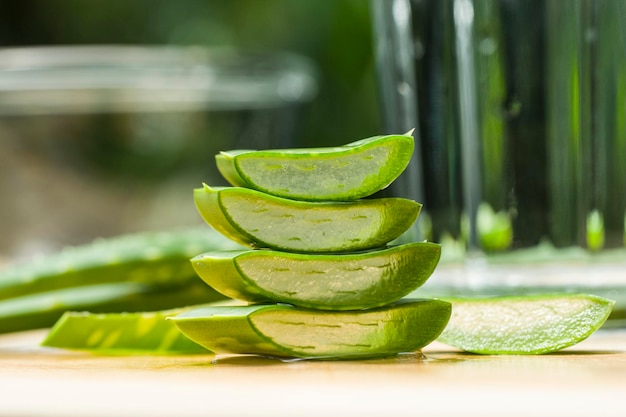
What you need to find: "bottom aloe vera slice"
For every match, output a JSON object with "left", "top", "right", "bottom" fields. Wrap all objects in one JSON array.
[
  {"left": 42, "top": 308, "right": 208, "bottom": 354},
  {"left": 437, "top": 294, "right": 615, "bottom": 354},
  {"left": 191, "top": 242, "right": 441, "bottom": 310},
  {"left": 169, "top": 299, "right": 451, "bottom": 359}
]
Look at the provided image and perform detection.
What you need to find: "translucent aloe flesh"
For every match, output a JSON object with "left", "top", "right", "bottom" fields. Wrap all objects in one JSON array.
[
  {"left": 437, "top": 294, "right": 615, "bottom": 354},
  {"left": 215, "top": 134, "right": 415, "bottom": 201},
  {"left": 0, "top": 228, "right": 241, "bottom": 302},
  {"left": 42, "top": 308, "right": 209, "bottom": 354},
  {"left": 194, "top": 184, "right": 421, "bottom": 253},
  {"left": 191, "top": 242, "right": 441, "bottom": 310},
  {"left": 170, "top": 299, "right": 451, "bottom": 360}
]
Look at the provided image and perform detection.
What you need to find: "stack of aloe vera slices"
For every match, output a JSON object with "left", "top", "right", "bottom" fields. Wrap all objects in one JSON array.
[
  {"left": 169, "top": 133, "right": 452, "bottom": 359},
  {"left": 32, "top": 132, "right": 616, "bottom": 356}
]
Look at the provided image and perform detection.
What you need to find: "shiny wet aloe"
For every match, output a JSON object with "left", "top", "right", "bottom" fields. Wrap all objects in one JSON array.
[
  {"left": 194, "top": 184, "right": 421, "bottom": 253},
  {"left": 216, "top": 133, "right": 414, "bottom": 201},
  {"left": 437, "top": 294, "right": 615, "bottom": 354},
  {"left": 191, "top": 242, "right": 440, "bottom": 310},
  {"left": 169, "top": 299, "right": 451, "bottom": 359}
]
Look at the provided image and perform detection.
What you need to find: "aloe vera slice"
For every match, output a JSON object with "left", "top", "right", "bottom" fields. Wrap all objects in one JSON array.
[
  {"left": 194, "top": 184, "right": 421, "bottom": 253},
  {"left": 0, "top": 227, "right": 241, "bottom": 302},
  {"left": 215, "top": 133, "right": 414, "bottom": 201},
  {"left": 169, "top": 299, "right": 451, "bottom": 360},
  {"left": 437, "top": 294, "right": 615, "bottom": 354},
  {"left": 42, "top": 307, "right": 209, "bottom": 354},
  {"left": 191, "top": 242, "right": 440, "bottom": 310}
]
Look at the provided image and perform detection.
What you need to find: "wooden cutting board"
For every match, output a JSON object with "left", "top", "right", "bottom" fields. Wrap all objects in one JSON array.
[{"left": 1, "top": 329, "right": 625, "bottom": 417}]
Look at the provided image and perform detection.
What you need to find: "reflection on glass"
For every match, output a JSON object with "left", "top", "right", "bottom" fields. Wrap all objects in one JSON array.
[
  {"left": 371, "top": 0, "right": 626, "bottom": 315},
  {"left": 372, "top": 0, "right": 626, "bottom": 255}
]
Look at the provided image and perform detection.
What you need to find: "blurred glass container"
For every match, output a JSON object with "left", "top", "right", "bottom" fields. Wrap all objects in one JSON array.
[
  {"left": 0, "top": 45, "right": 317, "bottom": 260},
  {"left": 371, "top": 0, "right": 626, "bottom": 313}
]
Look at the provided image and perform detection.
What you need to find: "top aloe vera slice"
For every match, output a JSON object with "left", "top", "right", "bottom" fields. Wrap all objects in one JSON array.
[
  {"left": 0, "top": 227, "right": 241, "bottom": 302},
  {"left": 169, "top": 299, "right": 451, "bottom": 360},
  {"left": 194, "top": 184, "right": 421, "bottom": 253},
  {"left": 191, "top": 242, "right": 440, "bottom": 310},
  {"left": 215, "top": 133, "right": 414, "bottom": 201},
  {"left": 437, "top": 294, "right": 615, "bottom": 354}
]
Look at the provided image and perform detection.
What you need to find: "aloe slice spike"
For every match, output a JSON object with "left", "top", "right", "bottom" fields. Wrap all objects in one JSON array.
[
  {"left": 194, "top": 184, "right": 421, "bottom": 253},
  {"left": 191, "top": 242, "right": 441, "bottom": 310},
  {"left": 42, "top": 306, "right": 217, "bottom": 354},
  {"left": 437, "top": 294, "right": 615, "bottom": 354},
  {"left": 0, "top": 281, "right": 226, "bottom": 334},
  {"left": 215, "top": 133, "right": 414, "bottom": 201},
  {"left": 169, "top": 299, "right": 452, "bottom": 360},
  {"left": 0, "top": 227, "right": 241, "bottom": 302}
]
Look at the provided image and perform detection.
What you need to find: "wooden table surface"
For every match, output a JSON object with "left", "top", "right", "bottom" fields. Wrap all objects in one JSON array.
[{"left": 1, "top": 328, "right": 625, "bottom": 417}]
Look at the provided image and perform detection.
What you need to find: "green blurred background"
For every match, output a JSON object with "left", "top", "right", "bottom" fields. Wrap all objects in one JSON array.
[
  {"left": 0, "top": 0, "right": 381, "bottom": 147},
  {"left": 0, "top": 0, "right": 386, "bottom": 259}
]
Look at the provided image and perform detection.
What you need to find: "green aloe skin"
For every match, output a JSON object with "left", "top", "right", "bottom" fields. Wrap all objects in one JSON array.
[
  {"left": 190, "top": 242, "right": 441, "bottom": 310},
  {"left": 170, "top": 299, "right": 452, "bottom": 360},
  {"left": 0, "top": 228, "right": 241, "bottom": 301},
  {"left": 0, "top": 228, "right": 240, "bottom": 334},
  {"left": 42, "top": 307, "right": 210, "bottom": 355},
  {"left": 194, "top": 184, "right": 421, "bottom": 253},
  {"left": 215, "top": 133, "right": 415, "bottom": 202},
  {"left": 0, "top": 281, "right": 228, "bottom": 335}
]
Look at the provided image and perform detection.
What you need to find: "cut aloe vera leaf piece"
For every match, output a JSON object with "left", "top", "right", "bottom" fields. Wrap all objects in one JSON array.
[
  {"left": 215, "top": 133, "right": 414, "bottom": 201},
  {"left": 0, "top": 227, "right": 241, "bottom": 302},
  {"left": 42, "top": 308, "right": 204, "bottom": 354},
  {"left": 41, "top": 304, "right": 226, "bottom": 354},
  {"left": 169, "top": 299, "right": 452, "bottom": 360},
  {"left": 0, "top": 280, "right": 227, "bottom": 334},
  {"left": 194, "top": 184, "right": 421, "bottom": 253},
  {"left": 191, "top": 242, "right": 440, "bottom": 310},
  {"left": 437, "top": 294, "right": 615, "bottom": 354}
]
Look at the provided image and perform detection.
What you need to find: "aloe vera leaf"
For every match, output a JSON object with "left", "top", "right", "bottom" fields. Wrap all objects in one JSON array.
[
  {"left": 0, "top": 228, "right": 241, "bottom": 302},
  {"left": 191, "top": 242, "right": 441, "bottom": 310},
  {"left": 437, "top": 294, "right": 615, "bottom": 354},
  {"left": 170, "top": 299, "right": 452, "bottom": 360},
  {"left": 41, "top": 307, "right": 209, "bottom": 354},
  {"left": 215, "top": 133, "right": 414, "bottom": 201},
  {"left": 194, "top": 184, "right": 421, "bottom": 253},
  {"left": 0, "top": 281, "right": 227, "bottom": 334}
]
